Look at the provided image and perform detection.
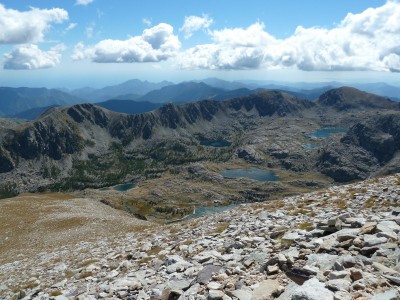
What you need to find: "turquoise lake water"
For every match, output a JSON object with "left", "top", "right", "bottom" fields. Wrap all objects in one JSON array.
[
  {"left": 306, "top": 127, "right": 348, "bottom": 139},
  {"left": 220, "top": 167, "right": 279, "bottom": 182},
  {"left": 100, "top": 183, "right": 136, "bottom": 192}
]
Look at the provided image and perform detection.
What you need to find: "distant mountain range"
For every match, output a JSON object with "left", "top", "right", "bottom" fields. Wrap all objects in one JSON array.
[
  {"left": 0, "top": 87, "right": 82, "bottom": 117},
  {"left": 96, "top": 100, "right": 161, "bottom": 115},
  {"left": 68, "top": 79, "right": 173, "bottom": 102},
  {"left": 1, "top": 78, "right": 399, "bottom": 120},
  {"left": 6, "top": 82, "right": 267, "bottom": 120}
]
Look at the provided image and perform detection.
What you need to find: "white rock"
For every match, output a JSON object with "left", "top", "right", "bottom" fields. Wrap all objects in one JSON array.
[{"left": 277, "top": 278, "right": 334, "bottom": 300}]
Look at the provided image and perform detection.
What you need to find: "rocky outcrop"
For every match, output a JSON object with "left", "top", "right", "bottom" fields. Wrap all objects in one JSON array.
[
  {"left": 317, "top": 113, "right": 400, "bottom": 182},
  {"left": 3, "top": 116, "right": 83, "bottom": 162},
  {"left": 342, "top": 113, "right": 400, "bottom": 163},
  {"left": 317, "top": 87, "right": 400, "bottom": 111},
  {"left": 228, "top": 90, "right": 314, "bottom": 117},
  {"left": 0, "top": 145, "right": 14, "bottom": 172}
]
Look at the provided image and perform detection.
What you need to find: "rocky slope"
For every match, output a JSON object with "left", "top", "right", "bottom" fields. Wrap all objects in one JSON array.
[
  {"left": 317, "top": 87, "right": 400, "bottom": 111},
  {"left": 1, "top": 174, "right": 399, "bottom": 300},
  {"left": 0, "top": 90, "right": 310, "bottom": 175},
  {"left": 317, "top": 113, "right": 400, "bottom": 182}
]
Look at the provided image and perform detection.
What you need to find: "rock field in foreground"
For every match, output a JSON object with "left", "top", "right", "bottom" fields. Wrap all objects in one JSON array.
[{"left": 1, "top": 174, "right": 400, "bottom": 300}]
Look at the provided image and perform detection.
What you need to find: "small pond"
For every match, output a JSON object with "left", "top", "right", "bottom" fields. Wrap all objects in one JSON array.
[
  {"left": 220, "top": 167, "right": 279, "bottom": 182},
  {"left": 306, "top": 127, "right": 348, "bottom": 139},
  {"left": 200, "top": 140, "right": 232, "bottom": 147},
  {"left": 99, "top": 183, "right": 136, "bottom": 192}
]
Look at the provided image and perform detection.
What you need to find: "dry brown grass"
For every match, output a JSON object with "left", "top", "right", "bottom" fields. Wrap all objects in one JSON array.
[
  {"left": 0, "top": 192, "right": 150, "bottom": 265},
  {"left": 299, "top": 222, "right": 314, "bottom": 231},
  {"left": 364, "top": 197, "right": 376, "bottom": 208},
  {"left": 210, "top": 222, "right": 229, "bottom": 234},
  {"left": 337, "top": 198, "right": 347, "bottom": 209}
]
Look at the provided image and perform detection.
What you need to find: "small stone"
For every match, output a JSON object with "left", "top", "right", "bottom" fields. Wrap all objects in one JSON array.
[
  {"left": 278, "top": 253, "right": 287, "bottom": 264},
  {"left": 360, "top": 222, "right": 377, "bottom": 235},
  {"left": 107, "top": 270, "right": 119, "bottom": 278},
  {"left": 252, "top": 279, "right": 281, "bottom": 300},
  {"left": 162, "top": 289, "right": 183, "bottom": 300},
  {"left": 333, "top": 290, "right": 352, "bottom": 300},
  {"left": 336, "top": 229, "right": 359, "bottom": 242},
  {"left": 197, "top": 265, "right": 223, "bottom": 284},
  {"left": 277, "top": 278, "right": 334, "bottom": 300},
  {"left": 208, "top": 290, "right": 225, "bottom": 300},
  {"left": 207, "top": 282, "right": 223, "bottom": 290},
  {"left": 267, "top": 265, "right": 279, "bottom": 275},
  {"left": 371, "top": 289, "right": 400, "bottom": 300},
  {"left": 166, "top": 279, "right": 192, "bottom": 291},
  {"left": 372, "top": 262, "right": 399, "bottom": 275},
  {"left": 376, "top": 221, "right": 400, "bottom": 234},
  {"left": 351, "top": 282, "right": 365, "bottom": 290},
  {"left": 328, "top": 271, "right": 349, "bottom": 280},
  {"left": 363, "top": 234, "right": 387, "bottom": 247},
  {"left": 383, "top": 275, "right": 400, "bottom": 285},
  {"left": 377, "top": 231, "right": 397, "bottom": 240},
  {"left": 350, "top": 268, "right": 363, "bottom": 281},
  {"left": 339, "top": 256, "right": 356, "bottom": 269},
  {"left": 360, "top": 246, "right": 379, "bottom": 255},
  {"left": 227, "top": 289, "right": 252, "bottom": 300},
  {"left": 243, "top": 260, "right": 254, "bottom": 268},
  {"left": 325, "top": 279, "right": 351, "bottom": 292}
]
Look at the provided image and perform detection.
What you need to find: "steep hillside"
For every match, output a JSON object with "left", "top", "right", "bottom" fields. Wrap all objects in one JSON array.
[
  {"left": 317, "top": 113, "right": 400, "bottom": 181},
  {"left": 317, "top": 87, "right": 399, "bottom": 111}
]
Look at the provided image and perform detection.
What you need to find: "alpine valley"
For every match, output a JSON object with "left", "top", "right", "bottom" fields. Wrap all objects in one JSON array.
[
  {"left": 1, "top": 81, "right": 400, "bottom": 221},
  {"left": 1, "top": 79, "right": 400, "bottom": 300}
]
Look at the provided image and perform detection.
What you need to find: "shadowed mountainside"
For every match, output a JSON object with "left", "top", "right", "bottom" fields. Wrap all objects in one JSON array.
[{"left": 317, "top": 86, "right": 400, "bottom": 111}]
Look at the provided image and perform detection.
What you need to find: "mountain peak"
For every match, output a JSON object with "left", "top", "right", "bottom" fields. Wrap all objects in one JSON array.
[{"left": 317, "top": 86, "right": 399, "bottom": 110}]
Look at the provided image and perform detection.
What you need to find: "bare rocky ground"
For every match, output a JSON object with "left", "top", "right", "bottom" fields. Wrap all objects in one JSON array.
[{"left": 1, "top": 175, "right": 400, "bottom": 300}]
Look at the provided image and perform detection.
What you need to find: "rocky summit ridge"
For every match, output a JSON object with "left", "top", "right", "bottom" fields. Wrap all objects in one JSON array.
[{"left": 1, "top": 174, "right": 399, "bottom": 300}]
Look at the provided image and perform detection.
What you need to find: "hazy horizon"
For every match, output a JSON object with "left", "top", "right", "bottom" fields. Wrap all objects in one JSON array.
[{"left": 1, "top": 0, "right": 399, "bottom": 89}]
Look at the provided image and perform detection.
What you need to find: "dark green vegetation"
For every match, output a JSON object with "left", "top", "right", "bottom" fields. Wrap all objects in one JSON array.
[
  {"left": 0, "top": 182, "right": 18, "bottom": 199},
  {"left": 1, "top": 86, "right": 400, "bottom": 220}
]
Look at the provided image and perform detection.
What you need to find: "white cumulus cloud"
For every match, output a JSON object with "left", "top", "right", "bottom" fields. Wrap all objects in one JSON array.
[
  {"left": 180, "top": 14, "right": 213, "bottom": 39},
  {"left": 75, "top": 0, "right": 94, "bottom": 6},
  {"left": 0, "top": 4, "right": 68, "bottom": 44},
  {"left": 4, "top": 44, "right": 65, "bottom": 70},
  {"left": 72, "top": 23, "right": 181, "bottom": 63},
  {"left": 179, "top": 0, "right": 400, "bottom": 72}
]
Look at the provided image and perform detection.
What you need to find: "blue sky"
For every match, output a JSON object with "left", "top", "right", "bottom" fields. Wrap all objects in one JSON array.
[{"left": 1, "top": 0, "right": 399, "bottom": 88}]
